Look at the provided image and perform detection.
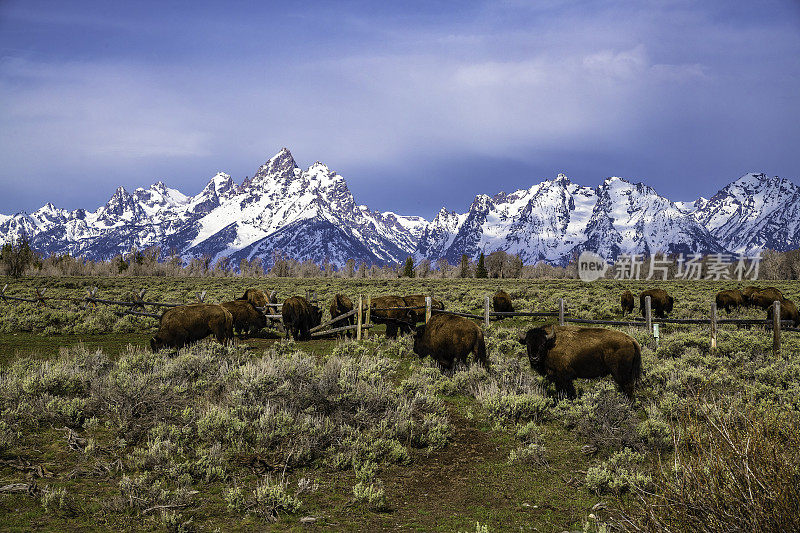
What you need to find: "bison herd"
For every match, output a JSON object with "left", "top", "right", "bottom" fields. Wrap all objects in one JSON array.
[{"left": 148, "top": 285, "right": 796, "bottom": 401}]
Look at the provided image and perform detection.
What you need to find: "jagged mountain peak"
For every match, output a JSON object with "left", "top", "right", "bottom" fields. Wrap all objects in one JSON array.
[{"left": 1, "top": 150, "right": 798, "bottom": 268}]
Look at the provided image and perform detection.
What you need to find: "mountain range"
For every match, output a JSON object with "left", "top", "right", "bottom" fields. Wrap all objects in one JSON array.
[{"left": 1, "top": 148, "right": 799, "bottom": 267}]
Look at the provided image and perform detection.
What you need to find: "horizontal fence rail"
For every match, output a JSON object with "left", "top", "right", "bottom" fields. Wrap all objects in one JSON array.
[{"left": 1, "top": 284, "right": 797, "bottom": 352}]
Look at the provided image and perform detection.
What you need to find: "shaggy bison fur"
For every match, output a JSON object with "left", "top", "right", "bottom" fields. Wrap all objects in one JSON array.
[
  {"left": 221, "top": 300, "right": 267, "bottom": 337},
  {"left": 329, "top": 294, "right": 355, "bottom": 336},
  {"left": 492, "top": 290, "right": 514, "bottom": 318},
  {"left": 518, "top": 325, "right": 641, "bottom": 399},
  {"left": 767, "top": 299, "right": 800, "bottom": 327},
  {"left": 238, "top": 288, "right": 279, "bottom": 315},
  {"left": 371, "top": 295, "right": 414, "bottom": 338},
  {"left": 402, "top": 294, "right": 445, "bottom": 324},
  {"left": 749, "top": 287, "right": 785, "bottom": 310},
  {"left": 640, "top": 289, "right": 674, "bottom": 318},
  {"left": 741, "top": 286, "right": 762, "bottom": 305},
  {"left": 715, "top": 289, "right": 745, "bottom": 313},
  {"left": 150, "top": 304, "right": 233, "bottom": 352},
  {"left": 282, "top": 296, "right": 323, "bottom": 341},
  {"left": 620, "top": 290, "right": 635, "bottom": 316},
  {"left": 413, "top": 313, "right": 487, "bottom": 370}
]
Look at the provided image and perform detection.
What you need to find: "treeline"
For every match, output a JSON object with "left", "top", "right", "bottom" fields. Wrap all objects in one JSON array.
[{"left": 2, "top": 235, "right": 800, "bottom": 280}]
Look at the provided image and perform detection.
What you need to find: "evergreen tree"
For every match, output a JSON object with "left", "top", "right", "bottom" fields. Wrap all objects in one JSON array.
[
  {"left": 459, "top": 254, "right": 471, "bottom": 278},
  {"left": 402, "top": 256, "right": 415, "bottom": 278},
  {"left": 475, "top": 252, "right": 488, "bottom": 278}
]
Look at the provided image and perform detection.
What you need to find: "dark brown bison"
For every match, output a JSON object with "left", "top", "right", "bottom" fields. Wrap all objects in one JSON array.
[
  {"left": 371, "top": 295, "right": 414, "bottom": 338},
  {"left": 413, "top": 313, "right": 488, "bottom": 370},
  {"left": 640, "top": 289, "right": 673, "bottom": 318},
  {"left": 620, "top": 290, "right": 634, "bottom": 316},
  {"left": 518, "top": 325, "right": 641, "bottom": 399},
  {"left": 282, "top": 296, "right": 323, "bottom": 341},
  {"left": 221, "top": 300, "right": 267, "bottom": 337},
  {"left": 492, "top": 290, "right": 514, "bottom": 318},
  {"left": 715, "top": 289, "right": 744, "bottom": 313},
  {"left": 150, "top": 304, "right": 233, "bottom": 352},
  {"left": 741, "top": 286, "right": 762, "bottom": 305},
  {"left": 767, "top": 299, "right": 800, "bottom": 327},
  {"left": 749, "top": 287, "right": 785, "bottom": 310},
  {"left": 238, "top": 288, "right": 279, "bottom": 315},
  {"left": 402, "top": 294, "right": 445, "bottom": 324},
  {"left": 329, "top": 294, "right": 355, "bottom": 336}
]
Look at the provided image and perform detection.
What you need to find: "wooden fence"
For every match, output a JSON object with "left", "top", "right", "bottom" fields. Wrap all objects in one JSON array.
[{"left": 1, "top": 284, "right": 797, "bottom": 354}]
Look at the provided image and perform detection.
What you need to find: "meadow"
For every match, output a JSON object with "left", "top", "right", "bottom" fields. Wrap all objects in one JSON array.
[{"left": 0, "top": 276, "right": 798, "bottom": 532}]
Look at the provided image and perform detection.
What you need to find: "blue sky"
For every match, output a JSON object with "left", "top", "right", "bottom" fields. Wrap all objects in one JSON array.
[{"left": 1, "top": 0, "right": 799, "bottom": 218}]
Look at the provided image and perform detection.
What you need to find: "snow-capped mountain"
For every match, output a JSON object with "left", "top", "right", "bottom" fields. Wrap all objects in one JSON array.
[
  {"left": 1, "top": 150, "right": 798, "bottom": 268},
  {"left": 687, "top": 173, "right": 800, "bottom": 255}
]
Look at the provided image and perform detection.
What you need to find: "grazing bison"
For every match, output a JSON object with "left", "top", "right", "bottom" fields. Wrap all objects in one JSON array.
[
  {"left": 371, "top": 295, "right": 414, "bottom": 338},
  {"left": 715, "top": 289, "right": 745, "bottom": 313},
  {"left": 329, "top": 294, "right": 355, "bottom": 336},
  {"left": 767, "top": 299, "right": 800, "bottom": 328},
  {"left": 620, "top": 290, "right": 635, "bottom": 316},
  {"left": 413, "top": 313, "right": 488, "bottom": 370},
  {"left": 640, "top": 289, "right": 674, "bottom": 318},
  {"left": 749, "top": 287, "right": 785, "bottom": 310},
  {"left": 518, "top": 325, "right": 641, "bottom": 399},
  {"left": 221, "top": 300, "right": 267, "bottom": 337},
  {"left": 150, "top": 304, "right": 233, "bottom": 352},
  {"left": 239, "top": 288, "right": 279, "bottom": 315},
  {"left": 741, "top": 286, "right": 761, "bottom": 305},
  {"left": 282, "top": 296, "right": 323, "bottom": 341},
  {"left": 492, "top": 290, "right": 514, "bottom": 318},
  {"left": 402, "top": 294, "right": 445, "bottom": 324}
]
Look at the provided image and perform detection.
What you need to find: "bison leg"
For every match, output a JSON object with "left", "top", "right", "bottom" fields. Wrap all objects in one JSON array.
[
  {"left": 554, "top": 379, "right": 577, "bottom": 399},
  {"left": 385, "top": 323, "right": 398, "bottom": 339}
]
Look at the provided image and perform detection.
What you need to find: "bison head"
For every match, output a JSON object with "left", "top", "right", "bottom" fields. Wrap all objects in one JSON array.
[
  {"left": 311, "top": 305, "right": 323, "bottom": 327},
  {"left": 150, "top": 336, "right": 164, "bottom": 352},
  {"left": 518, "top": 327, "right": 556, "bottom": 372}
]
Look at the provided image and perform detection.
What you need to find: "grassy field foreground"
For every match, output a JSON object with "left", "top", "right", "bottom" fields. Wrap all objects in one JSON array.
[{"left": 0, "top": 277, "right": 799, "bottom": 532}]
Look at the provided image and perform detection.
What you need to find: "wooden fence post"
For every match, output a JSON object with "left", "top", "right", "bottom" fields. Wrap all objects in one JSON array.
[
  {"left": 558, "top": 298, "right": 565, "bottom": 326},
  {"left": 357, "top": 295, "right": 363, "bottom": 341},
  {"left": 196, "top": 291, "right": 206, "bottom": 303},
  {"left": 425, "top": 296, "right": 432, "bottom": 324},
  {"left": 645, "top": 295, "right": 652, "bottom": 333},
  {"left": 35, "top": 288, "right": 47, "bottom": 306},
  {"left": 710, "top": 302, "right": 717, "bottom": 354},
  {"left": 364, "top": 295, "right": 371, "bottom": 339},
  {"left": 0, "top": 284, "right": 7, "bottom": 303},
  {"left": 773, "top": 300, "right": 781, "bottom": 356},
  {"left": 484, "top": 296, "right": 491, "bottom": 328}
]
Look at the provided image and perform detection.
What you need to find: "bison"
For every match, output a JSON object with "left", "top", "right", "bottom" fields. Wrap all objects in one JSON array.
[
  {"left": 238, "top": 288, "right": 279, "bottom": 315},
  {"left": 282, "top": 296, "right": 322, "bottom": 341},
  {"left": 741, "top": 286, "right": 762, "bottom": 305},
  {"left": 221, "top": 300, "right": 267, "bottom": 337},
  {"left": 150, "top": 304, "right": 233, "bottom": 352},
  {"left": 370, "top": 295, "right": 414, "bottom": 338},
  {"left": 767, "top": 299, "right": 800, "bottom": 328},
  {"left": 715, "top": 289, "right": 745, "bottom": 313},
  {"left": 620, "top": 290, "right": 635, "bottom": 316},
  {"left": 413, "top": 313, "right": 488, "bottom": 370},
  {"left": 402, "top": 294, "right": 445, "bottom": 324},
  {"left": 492, "top": 290, "right": 514, "bottom": 318},
  {"left": 329, "top": 294, "right": 355, "bottom": 336},
  {"left": 749, "top": 287, "right": 785, "bottom": 310},
  {"left": 640, "top": 289, "right": 673, "bottom": 318},
  {"left": 518, "top": 325, "right": 641, "bottom": 399}
]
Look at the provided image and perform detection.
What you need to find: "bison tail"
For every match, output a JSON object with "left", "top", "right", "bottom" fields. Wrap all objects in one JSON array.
[
  {"left": 631, "top": 340, "right": 643, "bottom": 382},
  {"left": 475, "top": 330, "right": 489, "bottom": 370}
]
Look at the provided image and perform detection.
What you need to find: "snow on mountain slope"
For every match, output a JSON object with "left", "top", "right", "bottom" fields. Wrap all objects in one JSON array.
[
  {"left": 0, "top": 149, "right": 797, "bottom": 267},
  {"left": 692, "top": 173, "right": 800, "bottom": 254}
]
